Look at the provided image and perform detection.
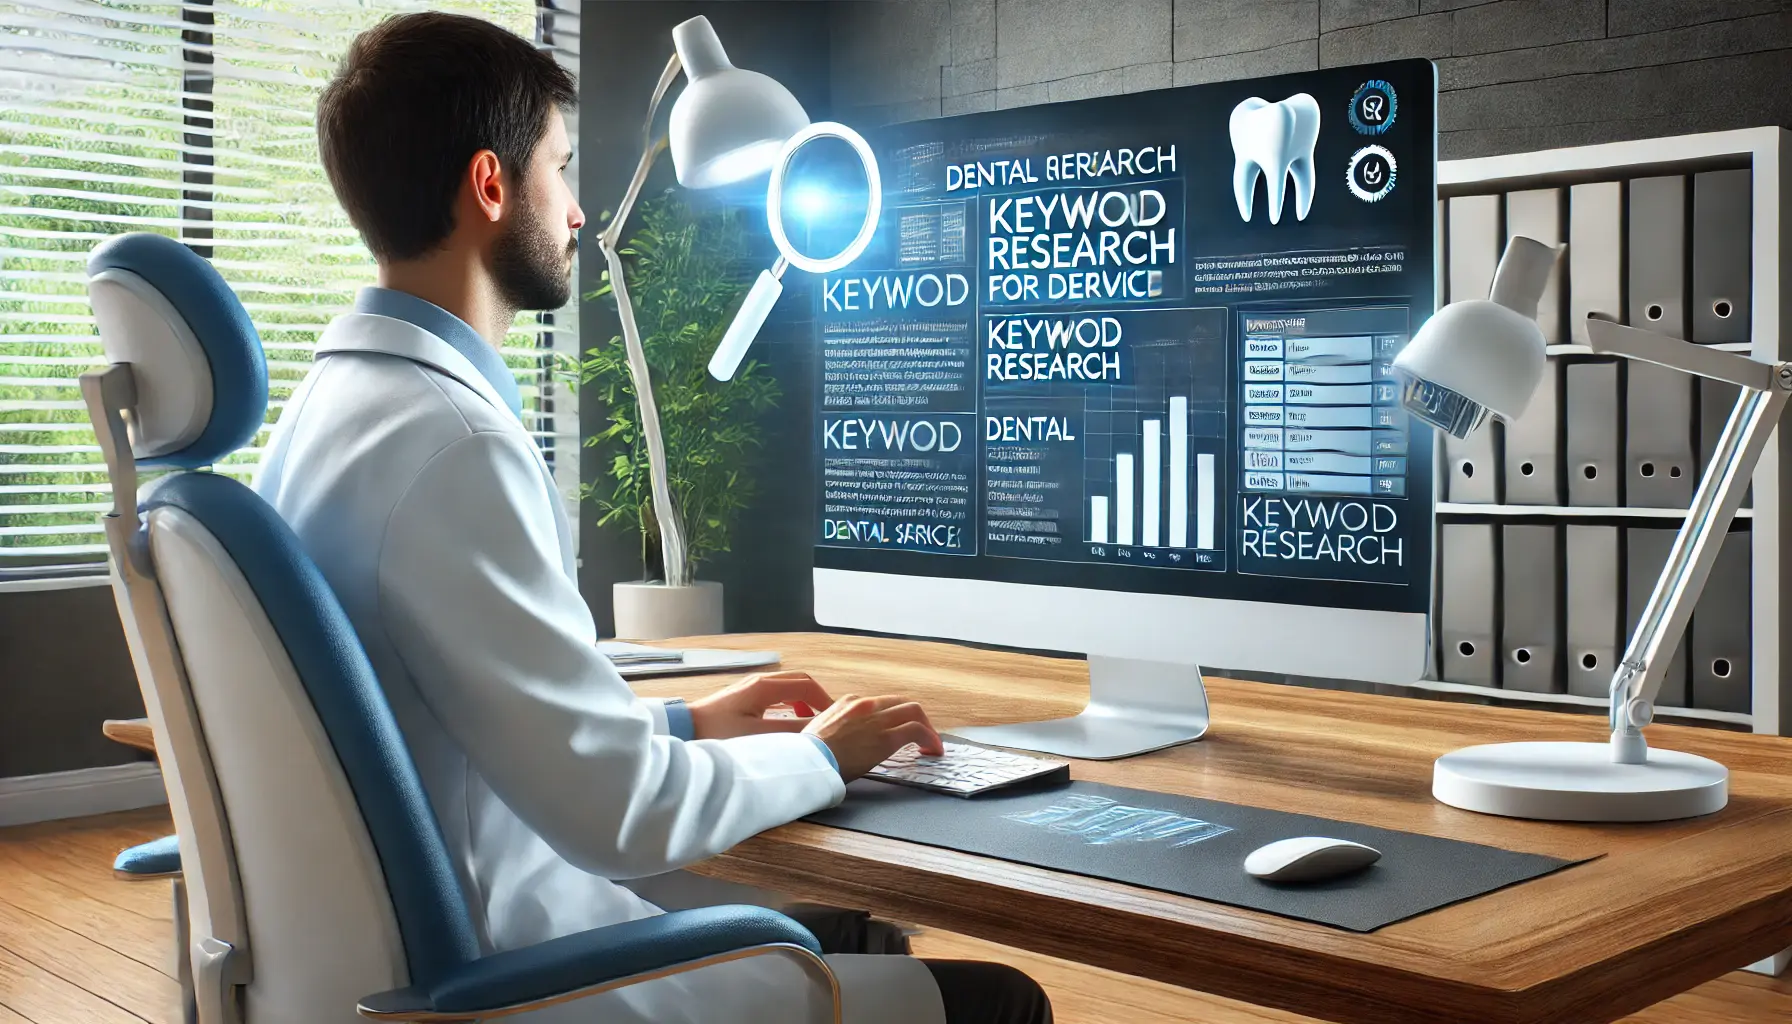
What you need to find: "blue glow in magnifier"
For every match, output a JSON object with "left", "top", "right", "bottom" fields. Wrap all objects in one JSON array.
[{"left": 707, "top": 122, "right": 882, "bottom": 381}]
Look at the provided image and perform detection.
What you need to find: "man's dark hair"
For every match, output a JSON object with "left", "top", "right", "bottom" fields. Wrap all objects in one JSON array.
[{"left": 317, "top": 12, "right": 577, "bottom": 261}]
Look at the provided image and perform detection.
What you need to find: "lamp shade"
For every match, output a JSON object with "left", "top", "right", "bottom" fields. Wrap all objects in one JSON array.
[
  {"left": 668, "top": 16, "right": 810, "bottom": 189},
  {"left": 1392, "top": 235, "right": 1560, "bottom": 438}
]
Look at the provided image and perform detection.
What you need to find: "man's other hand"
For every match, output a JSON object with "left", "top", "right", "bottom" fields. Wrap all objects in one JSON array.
[
  {"left": 688, "top": 671, "right": 836, "bottom": 740},
  {"left": 803, "top": 694, "right": 943, "bottom": 781}
]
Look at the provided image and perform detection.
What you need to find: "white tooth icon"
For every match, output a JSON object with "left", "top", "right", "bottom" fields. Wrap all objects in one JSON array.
[{"left": 1229, "top": 93, "right": 1321, "bottom": 225}]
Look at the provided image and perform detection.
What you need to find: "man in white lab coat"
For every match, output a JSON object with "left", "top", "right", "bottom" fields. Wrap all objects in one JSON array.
[{"left": 255, "top": 11, "right": 1051, "bottom": 1024}]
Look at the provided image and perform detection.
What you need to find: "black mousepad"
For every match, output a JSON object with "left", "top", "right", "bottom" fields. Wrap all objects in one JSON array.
[{"left": 805, "top": 779, "right": 1592, "bottom": 932}]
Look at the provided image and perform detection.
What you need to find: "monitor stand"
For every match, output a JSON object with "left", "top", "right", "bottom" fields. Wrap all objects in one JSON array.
[{"left": 947, "top": 656, "right": 1210, "bottom": 760}]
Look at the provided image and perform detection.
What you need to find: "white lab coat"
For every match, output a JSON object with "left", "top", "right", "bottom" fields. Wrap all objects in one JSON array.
[{"left": 254, "top": 310, "right": 946, "bottom": 1024}]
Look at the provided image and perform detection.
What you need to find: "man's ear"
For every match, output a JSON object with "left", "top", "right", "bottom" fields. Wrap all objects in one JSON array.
[{"left": 467, "top": 149, "right": 504, "bottom": 224}]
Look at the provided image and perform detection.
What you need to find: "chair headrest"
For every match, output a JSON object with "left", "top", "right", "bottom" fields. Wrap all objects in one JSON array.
[{"left": 85, "top": 233, "right": 269, "bottom": 469}]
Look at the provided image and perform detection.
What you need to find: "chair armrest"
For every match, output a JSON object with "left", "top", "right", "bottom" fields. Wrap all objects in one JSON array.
[
  {"left": 103, "top": 718, "right": 158, "bottom": 756},
  {"left": 357, "top": 904, "right": 823, "bottom": 1020}
]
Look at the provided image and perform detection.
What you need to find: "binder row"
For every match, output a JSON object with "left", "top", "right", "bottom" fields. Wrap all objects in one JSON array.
[
  {"left": 1441, "top": 356, "right": 1752, "bottom": 508},
  {"left": 1441, "top": 170, "right": 1754, "bottom": 509},
  {"left": 1439, "top": 522, "right": 1752, "bottom": 713}
]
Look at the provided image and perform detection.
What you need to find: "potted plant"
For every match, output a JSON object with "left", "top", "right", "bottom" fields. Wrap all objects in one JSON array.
[{"left": 579, "top": 193, "right": 780, "bottom": 639}]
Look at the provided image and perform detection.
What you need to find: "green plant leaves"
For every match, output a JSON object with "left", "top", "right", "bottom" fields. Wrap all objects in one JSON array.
[{"left": 578, "top": 195, "right": 782, "bottom": 580}]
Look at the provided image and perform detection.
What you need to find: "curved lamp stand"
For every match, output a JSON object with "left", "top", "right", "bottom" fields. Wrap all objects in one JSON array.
[{"left": 597, "top": 54, "right": 693, "bottom": 587}]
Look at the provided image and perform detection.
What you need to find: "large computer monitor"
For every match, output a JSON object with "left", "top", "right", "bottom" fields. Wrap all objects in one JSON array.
[{"left": 803, "top": 59, "right": 1438, "bottom": 758}]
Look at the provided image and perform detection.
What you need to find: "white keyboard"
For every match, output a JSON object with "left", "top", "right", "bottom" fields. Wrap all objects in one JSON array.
[{"left": 868, "top": 740, "right": 1070, "bottom": 798}]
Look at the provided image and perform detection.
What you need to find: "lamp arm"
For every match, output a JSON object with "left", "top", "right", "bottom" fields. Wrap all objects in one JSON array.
[
  {"left": 639, "top": 52, "right": 682, "bottom": 152},
  {"left": 600, "top": 53, "right": 682, "bottom": 254},
  {"left": 596, "top": 131, "right": 691, "bottom": 589},
  {"left": 1586, "top": 317, "right": 1777, "bottom": 391},
  {"left": 1609, "top": 379, "right": 1788, "bottom": 761}
]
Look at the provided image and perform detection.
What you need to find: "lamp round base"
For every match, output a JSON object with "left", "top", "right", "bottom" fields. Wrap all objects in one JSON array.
[{"left": 1433, "top": 742, "right": 1727, "bottom": 822}]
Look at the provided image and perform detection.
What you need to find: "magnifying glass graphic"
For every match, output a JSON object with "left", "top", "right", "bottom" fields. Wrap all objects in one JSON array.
[{"left": 708, "top": 121, "right": 882, "bottom": 381}]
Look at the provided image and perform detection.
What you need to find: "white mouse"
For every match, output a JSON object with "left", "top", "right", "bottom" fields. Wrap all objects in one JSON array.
[{"left": 1244, "top": 836, "right": 1381, "bottom": 882}]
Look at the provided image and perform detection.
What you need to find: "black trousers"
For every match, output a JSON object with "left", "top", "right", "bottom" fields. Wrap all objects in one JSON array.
[{"left": 783, "top": 904, "right": 1053, "bottom": 1024}]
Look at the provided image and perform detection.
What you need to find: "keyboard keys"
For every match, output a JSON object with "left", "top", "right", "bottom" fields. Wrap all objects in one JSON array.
[{"left": 867, "top": 741, "right": 1070, "bottom": 797}]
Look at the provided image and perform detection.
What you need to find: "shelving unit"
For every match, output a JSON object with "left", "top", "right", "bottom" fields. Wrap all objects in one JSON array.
[
  {"left": 1544, "top": 341, "right": 1752, "bottom": 356},
  {"left": 1399, "top": 677, "right": 1752, "bottom": 727},
  {"left": 1437, "top": 503, "right": 1755, "bottom": 519},
  {"left": 1405, "top": 127, "right": 1790, "bottom": 735}
]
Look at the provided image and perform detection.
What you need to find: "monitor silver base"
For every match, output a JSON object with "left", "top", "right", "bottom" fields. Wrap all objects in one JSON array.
[{"left": 948, "top": 656, "right": 1210, "bottom": 761}]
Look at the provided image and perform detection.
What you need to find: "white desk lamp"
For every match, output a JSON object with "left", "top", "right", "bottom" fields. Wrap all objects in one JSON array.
[
  {"left": 1395, "top": 234, "right": 1782, "bottom": 822},
  {"left": 597, "top": 15, "right": 880, "bottom": 586}
]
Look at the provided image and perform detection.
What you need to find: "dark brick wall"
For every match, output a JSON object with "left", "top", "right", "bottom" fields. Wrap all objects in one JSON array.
[{"left": 830, "top": 0, "right": 1792, "bottom": 158}]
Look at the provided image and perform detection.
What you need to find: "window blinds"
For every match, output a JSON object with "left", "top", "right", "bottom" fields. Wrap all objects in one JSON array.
[{"left": 0, "top": 0, "right": 582, "bottom": 575}]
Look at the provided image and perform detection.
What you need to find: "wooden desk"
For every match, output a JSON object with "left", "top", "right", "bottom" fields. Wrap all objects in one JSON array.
[{"left": 631, "top": 632, "right": 1792, "bottom": 1024}]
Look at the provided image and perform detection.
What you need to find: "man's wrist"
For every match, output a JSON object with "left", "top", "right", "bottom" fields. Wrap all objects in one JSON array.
[{"left": 805, "top": 734, "right": 840, "bottom": 773}]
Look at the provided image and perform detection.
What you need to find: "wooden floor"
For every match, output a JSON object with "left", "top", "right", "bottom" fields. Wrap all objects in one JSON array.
[{"left": 3, "top": 808, "right": 1791, "bottom": 1023}]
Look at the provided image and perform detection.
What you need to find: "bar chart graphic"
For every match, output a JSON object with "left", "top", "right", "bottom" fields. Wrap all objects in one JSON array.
[{"left": 1084, "top": 341, "right": 1224, "bottom": 553}]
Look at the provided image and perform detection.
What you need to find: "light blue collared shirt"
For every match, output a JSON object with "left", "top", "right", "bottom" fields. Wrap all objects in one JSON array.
[{"left": 354, "top": 286, "right": 522, "bottom": 418}]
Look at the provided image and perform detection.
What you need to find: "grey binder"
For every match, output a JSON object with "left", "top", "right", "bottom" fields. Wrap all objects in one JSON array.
[
  {"left": 1565, "top": 525, "right": 1621, "bottom": 698},
  {"left": 1503, "top": 357, "right": 1562, "bottom": 504},
  {"left": 1565, "top": 361, "right": 1620, "bottom": 506},
  {"left": 1449, "top": 194, "right": 1502, "bottom": 303},
  {"left": 1441, "top": 523, "right": 1498, "bottom": 687},
  {"left": 1699, "top": 377, "right": 1752, "bottom": 506},
  {"left": 1439, "top": 192, "right": 1501, "bottom": 505},
  {"left": 1691, "top": 168, "right": 1751, "bottom": 344},
  {"left": 1690, "top": 530, "right": 1751, "bottom": 713},
  {"left": 1625, "top": 526, "right": 1689, "bottom": 708},
  {"left": 1569, "top": 181, "right": 1624, "bottom": 345},
  {"left": 1500, "top": 524, "right": 1562, "bottom": 693},
  {"left": 1443, "top": 422, "right": 1499, "bottom": 503},
  {"left": 1505, "top": 188, "right": 1566, "bottom": 344},
  {"left": 1624, "top": 360, "right": 1695, "bottom": 508},
  {"left": 1627, "top": 175, "right": 1688, "bottom": 339}
]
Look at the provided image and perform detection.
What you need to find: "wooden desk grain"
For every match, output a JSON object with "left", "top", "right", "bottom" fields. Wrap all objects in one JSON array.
[{"left": 630, "top": 632, "right": 1792, "bottom": 1024}]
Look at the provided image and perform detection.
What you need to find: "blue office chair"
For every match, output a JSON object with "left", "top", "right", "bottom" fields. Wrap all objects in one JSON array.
[{"left": 81, "top": 232, "right": 841, "bottom": 1024}]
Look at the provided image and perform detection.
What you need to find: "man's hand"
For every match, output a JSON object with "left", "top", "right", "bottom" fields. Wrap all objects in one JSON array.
[
  {"left": 802, "top": 694, "right": 942, "bottom": 781},
  {"left": 687, "top": 671, "right": 836, "bottom": 740}
]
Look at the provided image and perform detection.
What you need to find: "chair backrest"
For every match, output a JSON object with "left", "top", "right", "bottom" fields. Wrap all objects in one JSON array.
[{"left": 83, "top": 234, "right": 480, "bottom": 1024}]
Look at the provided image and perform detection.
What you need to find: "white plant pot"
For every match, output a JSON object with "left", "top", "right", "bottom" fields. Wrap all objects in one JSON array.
[{"left": 612, "top": 579, "right": 724, "bottom": 640}]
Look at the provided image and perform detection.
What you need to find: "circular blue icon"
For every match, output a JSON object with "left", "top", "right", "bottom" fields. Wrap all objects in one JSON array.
[
  {"left": 1346, "top": 146, "right": 1397, "bottom": 203},
  {"left": 1349, "top": 79, "right": 1397, "bottom": 135}
]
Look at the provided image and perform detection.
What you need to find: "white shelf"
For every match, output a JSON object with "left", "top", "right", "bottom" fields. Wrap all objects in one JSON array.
[
  {"left": 1543, "top": 342, "right": 1753, "bottom": 355},
  {"left": 1437, "top": 503, "right": 1754, "bottom": 518},
  {"left": 1399, "top": 678, "right": 1752, "bottom": 727}
]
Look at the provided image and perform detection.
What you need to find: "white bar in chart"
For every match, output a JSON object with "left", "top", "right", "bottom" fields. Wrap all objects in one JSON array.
[
  {"left": 1116, "top": 453, "right": 1134, "bottom": 546},
  {"left": 1090, "top": 496, "right": 1109, "bottom": 544},
  {"left": 1142, "top": 420, "right": 1161, "bottom": 547},
  {"left": 1169, "top": 398, "right": 1188, "bottom": 548},
  {"left": 1197, "top": 453, "right": 1215, "bottom": 549}
]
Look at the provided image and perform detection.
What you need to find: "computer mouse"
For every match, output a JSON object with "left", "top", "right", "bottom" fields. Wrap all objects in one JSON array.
[{"left": 1244, "top": 836, "right": 1381, "bottom": 883}]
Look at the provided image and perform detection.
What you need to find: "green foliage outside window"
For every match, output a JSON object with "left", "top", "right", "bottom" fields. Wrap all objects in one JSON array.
[{"left": 1, "top": 0, "right": 548, "bottom": 568}]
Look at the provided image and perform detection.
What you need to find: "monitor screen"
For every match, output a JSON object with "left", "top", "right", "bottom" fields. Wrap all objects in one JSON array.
[{"left": 806, "top": 59, "right": 1436, "bottom": 618}]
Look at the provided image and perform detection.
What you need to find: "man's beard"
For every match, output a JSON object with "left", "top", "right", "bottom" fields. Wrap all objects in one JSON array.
[{"left": 492, "top": 206, "right": 576, "bottom": 311}]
